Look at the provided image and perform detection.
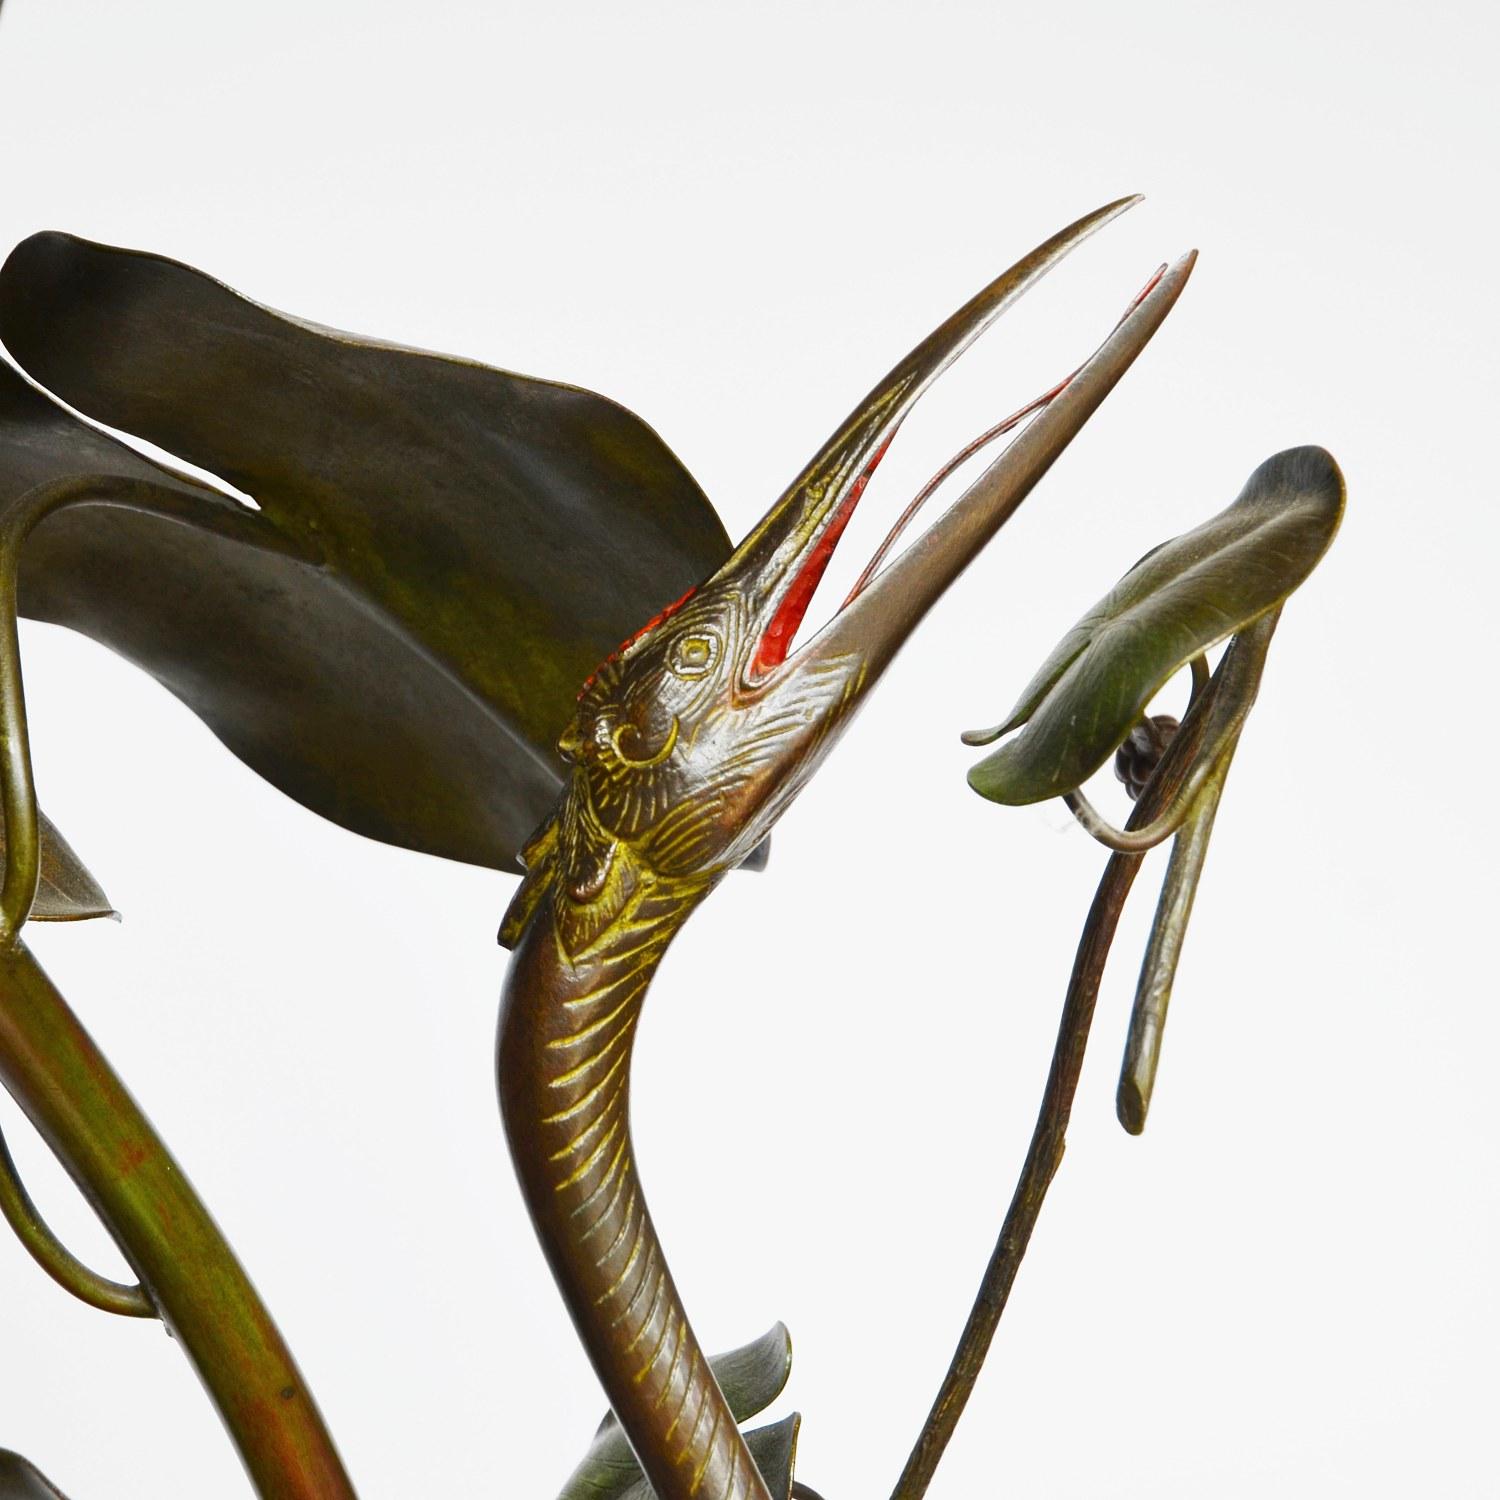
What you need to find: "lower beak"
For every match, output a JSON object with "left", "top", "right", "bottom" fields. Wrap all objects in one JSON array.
[{"left": 716, "top": 197, "right": 1195, "bottom": 700}]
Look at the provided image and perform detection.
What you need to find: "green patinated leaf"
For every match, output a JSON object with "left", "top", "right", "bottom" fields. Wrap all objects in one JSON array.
[
  {"left": 557, "top": 1324, "right": 798, "bottom": 1500},
  {"left": 0, "top": 1451, "right": 71, "bottom": 1500},
  {"left": 0, "top": 232, "right": 732, "bottom": 874},
  {"left": 965, "top": 446, "right": 1344, "bottom": 805}
]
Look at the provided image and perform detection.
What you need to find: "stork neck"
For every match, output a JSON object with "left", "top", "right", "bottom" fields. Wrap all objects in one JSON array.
[{"left": 497, "top": 869, "right": 773, "bottom": 1500}]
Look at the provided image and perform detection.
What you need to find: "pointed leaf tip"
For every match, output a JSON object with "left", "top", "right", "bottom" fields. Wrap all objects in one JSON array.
[
  {"left": 22, "top": 810, "right": 115, "bottom": 924},
  {"left": 959, "top": 722, "right": 1005, "bottom": 747}
]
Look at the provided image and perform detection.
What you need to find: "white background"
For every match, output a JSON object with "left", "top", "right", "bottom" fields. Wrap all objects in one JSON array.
[{"left": 0, "top": 2, "right": 1495, "bottom": 1496}]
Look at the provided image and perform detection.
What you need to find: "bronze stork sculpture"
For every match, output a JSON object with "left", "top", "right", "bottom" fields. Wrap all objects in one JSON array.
[
  {"left": 0, "top": 189, "right": 1344, "bottom": 1500},
  {"left": 495, "top": 200, "right": 1194, "bottom": 1500}
]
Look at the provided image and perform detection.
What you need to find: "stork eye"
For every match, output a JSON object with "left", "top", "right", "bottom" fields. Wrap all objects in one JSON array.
[{"left": 669, "top": 632, "right": 718, "bottom": 679}]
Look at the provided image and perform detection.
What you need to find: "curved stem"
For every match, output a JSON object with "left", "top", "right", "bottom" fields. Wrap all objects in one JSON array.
[
  {"left": 0, "top": 1114, "right": 153, "bottom": 1317},
  {"left": 0, "top": 478, "right": 101, "bottom": 941},
  {"left": 0, "top": 940, "right": 356, "bottom": 1498},
  {"left": 1064, "top": 779, "right": 1199, "bottom": 853},
  {"left": 1062, "top": 644, "right": 1250, "bottom": 855},
  {"left": 0, "top": 566, "right": 38, "bottom": 943},
  {"left": 888, "top": 676, "right": 1217, "bottom": 1500},
  {"left": 0, "top": 475, "right": 292, "bottom": 944}
]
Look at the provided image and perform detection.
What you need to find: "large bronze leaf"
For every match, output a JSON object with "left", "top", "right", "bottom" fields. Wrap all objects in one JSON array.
[
  {"left": 557, "top": 1324, "right": 799, "bottom": 1500},
  {"left": 0, "top": 232, "right": 732, "bottom": 870},
  {"left": 0, "top": 1452, "right": 71, "bottom": 1500},
  {"left": 965, "top": 446, "right": 1344, "bottom": 805}
]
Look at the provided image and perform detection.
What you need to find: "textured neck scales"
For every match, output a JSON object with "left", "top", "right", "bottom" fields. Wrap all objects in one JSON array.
[{"left": 498, "top": 865, "right": 772, "bottom": 1500}]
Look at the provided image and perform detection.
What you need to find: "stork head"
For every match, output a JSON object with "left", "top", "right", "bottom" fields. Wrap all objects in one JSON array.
[{"left": 501, "top": 200, "right": 1194, "bottom": 944}]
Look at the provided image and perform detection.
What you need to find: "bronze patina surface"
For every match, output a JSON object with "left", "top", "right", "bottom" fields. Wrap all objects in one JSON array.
[
  {"left": 0, "top": 198, "right": 1208, "bottom": 1500},
  {"left": 0, "top": 233, "right": 731, "bottom": 871},
  {"left": 496, "top": 201, "right": 1194, "bottom": 1500}
]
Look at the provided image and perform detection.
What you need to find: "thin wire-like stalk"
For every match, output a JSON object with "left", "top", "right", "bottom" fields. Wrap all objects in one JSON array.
[
  {"left": 0, "top": 475, "right": 291, "bottom": 941},
  {"left": 0, "top": 532, "right": 40, "bottom": 941},
  {"left": 887, "top": 676, "right": 1217, "bottom": 1500},
  {"left": 1063, "top": 780, "right": 1199, "bottom": 854},
  {"left": 1062, "top": 650, "right": 1240, "bottom": 855},
  {"left": 843, "top": 263, "right": 1169, "bottom": 610},
  {"left": 840, "top": 386, "right": 1065, "bottom": 608}
]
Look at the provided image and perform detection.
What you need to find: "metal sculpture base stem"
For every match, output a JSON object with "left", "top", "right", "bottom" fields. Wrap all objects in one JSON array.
[
  {"left": 0, "top": 940, "right": 356, "bottom": 1499},
  {"left": 889, "top": 691, "right": 1214, "bottom": 1500}
]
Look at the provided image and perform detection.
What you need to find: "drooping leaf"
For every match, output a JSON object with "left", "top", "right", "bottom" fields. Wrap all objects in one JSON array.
[
  {"left": 965, "top": 445, "right": 1344, "bottom": 805},
  {"left": 0, "top": 1451, "right": 71, "bottom": 1500},
  {"left": 0, "top": 231, "right": 733, "bottom": 872},
  {"left": 557, "top": 1324, "right": 799, "bottom": 1500}
]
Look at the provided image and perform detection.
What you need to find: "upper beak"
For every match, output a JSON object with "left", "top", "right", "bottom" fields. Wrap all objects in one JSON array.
[{"left": 714, "top": 196, "right": 1196, "bottom": 698}]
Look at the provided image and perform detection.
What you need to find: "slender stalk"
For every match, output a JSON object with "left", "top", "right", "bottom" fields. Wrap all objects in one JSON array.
[
  {"left": 0, "top": 476, "right": 294, "bottom": 940},
  {"left": 1115, "top": 751, "right": 1233, "bottom": 1134},
  {"left": 0, "top": 541, "right": 39, "bottom": 940},
  {"left": 888, "top": 682, "right": 1216, "bottom": 1500},
  {"left": 1063, "top": 642, "right": 1256, "bottom": 857},
  {"left": 0, "top": 940, "right": 356, "bottom": 1498},
  {"left": 1063, "top": 781, "right": 1196, "bottom": 854},
  {"left": 1115, "top": 609, "right": 1279, "bottom": 1134}
]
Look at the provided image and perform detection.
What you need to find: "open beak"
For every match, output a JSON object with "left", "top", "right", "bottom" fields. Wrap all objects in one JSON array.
[{"left": 718, "top": 196, "right": 1196, "bottom": 701}]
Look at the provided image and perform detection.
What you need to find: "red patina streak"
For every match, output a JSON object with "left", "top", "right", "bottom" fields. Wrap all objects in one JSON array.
[{"left": 750, "top": 432, "right": 896, "bottom": 677}]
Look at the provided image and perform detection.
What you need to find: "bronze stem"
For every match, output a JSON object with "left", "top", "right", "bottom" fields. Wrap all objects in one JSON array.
[
  {"left": 889, "top": 681, "right": 1216, "bottom": 1500},
  {"left": 0, "top": 940, "right": 356, "bottom": 1498}
]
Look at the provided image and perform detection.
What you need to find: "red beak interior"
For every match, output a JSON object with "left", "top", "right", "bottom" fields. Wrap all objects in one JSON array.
[
  {"left": 747, "top": 257, "right": 1172, "bottom": 682},
  {"left": 749, "top": 431, "right": 898, "bottom": 678}
]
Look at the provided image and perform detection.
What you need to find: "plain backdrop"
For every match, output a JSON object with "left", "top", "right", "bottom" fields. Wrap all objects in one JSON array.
[{"left": 0, "top": 2, "right": 1494, "bottom": 1496}]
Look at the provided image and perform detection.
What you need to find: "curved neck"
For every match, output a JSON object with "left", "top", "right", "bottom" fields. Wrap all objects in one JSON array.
[{"left": 497, "top": 871, "right": 773, "bottom": 1500}]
